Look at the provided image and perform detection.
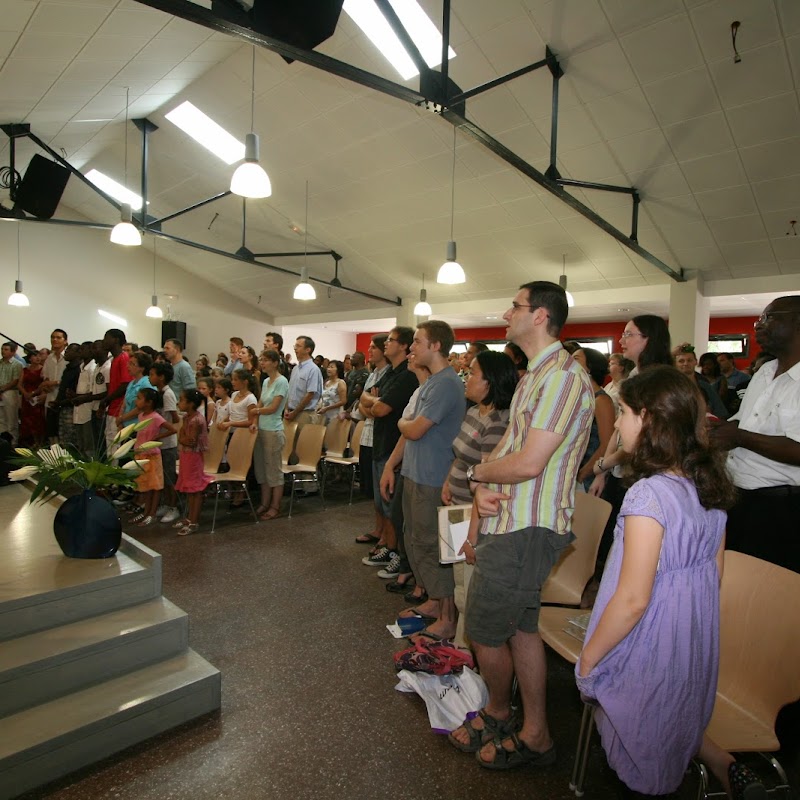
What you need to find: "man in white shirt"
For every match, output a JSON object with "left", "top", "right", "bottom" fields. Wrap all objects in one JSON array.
[
  {"left": 40, "top": 329, "right": 68, "bottom": 444},
  {"left": 0, "top": 342, "right": 23, "bottom": 445},
  {"left": 71, "top": 342, "right": 96, "bottom": 457},
  {"left": 90, "top": 340, "right": 112, "bottom": 457},
  {"left": 710, "top": 296, "right": 800, "bottom": 573}
]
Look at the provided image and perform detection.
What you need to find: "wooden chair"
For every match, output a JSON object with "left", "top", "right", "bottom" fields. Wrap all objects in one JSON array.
[
  {"left": 202, "top": 423, "right": 228, "bottom": 474},
  {"left": 321, "top": 420, "right": 364, "bottom": 505},
  {"left": 696, "top": 551, "right": 800, "bottom": 798},
  {"left": 535, "top": 492, "right": 611, "bottom": 796},
  {"left": 322, "top": 417, "right": 351, "bottom": 458},
  {"left": 281, "top": 423, "right": 326, "bottom": 518},
  {"left": 282, "top": 420, "right": 298, "bottom": 465},
  {"left": 205, "top": 427, "right": 258, "bottom": 533},
  {"left": 541, "top": 492, "right": 612, "bottom": 605}
]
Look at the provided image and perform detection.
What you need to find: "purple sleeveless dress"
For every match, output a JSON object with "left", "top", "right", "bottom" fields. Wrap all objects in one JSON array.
[{"left": 575, "top": 474, "right": 725, "bottom": 795}]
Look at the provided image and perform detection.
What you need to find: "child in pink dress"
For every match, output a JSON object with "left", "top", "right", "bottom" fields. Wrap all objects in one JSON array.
[
  {"left": 175, "top": 389, "right": 212, "bottom": 536},
  {"left": 132, "top": 388, "right": 175, "bottom": 527}
]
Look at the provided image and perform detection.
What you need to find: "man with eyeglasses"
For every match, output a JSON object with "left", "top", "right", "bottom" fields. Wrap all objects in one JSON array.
[
  {"left": 709, "top": 296, "right": 800, "bottom": 573},
  {"left": 449, "top": 281, "right": 594, "bottom": 770}
]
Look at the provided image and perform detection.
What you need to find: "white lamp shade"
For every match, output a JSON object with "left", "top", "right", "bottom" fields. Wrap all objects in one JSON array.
[
  {"left": 110, "top": 204, "right": 141, "bottom": 246},
  {"left": 293, "top": 281, "right": 316, "bottom": 301},
  {"left": 230, "top": 134, "right": 272, "bottom": 198},
  {"left": 293, "top": 267, "right": 316, "bottom": 300},
  {"left": 437, "top": 241, "right": 466, "bottom": 284},
  {"left": 413, "top": 287, "right": 432, "bottom": 316},
  {"left": 145, "top": 295, "right": 163, "bottom": 318},
  {"left": 8, "top": 280, "right": 29, "bottom": 307},
  {"left": 565, "top": 290, "right": 575, "bottom": 308}
]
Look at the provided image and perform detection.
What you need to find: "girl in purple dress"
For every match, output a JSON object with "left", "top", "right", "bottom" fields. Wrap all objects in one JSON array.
[{"left": 576, "top": 366, "right": 755, "bottom": 797}]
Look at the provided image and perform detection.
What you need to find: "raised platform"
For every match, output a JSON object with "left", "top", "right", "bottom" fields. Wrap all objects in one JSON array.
[{"left": 0, "top": 485, "right": 221, "bottom": 799}]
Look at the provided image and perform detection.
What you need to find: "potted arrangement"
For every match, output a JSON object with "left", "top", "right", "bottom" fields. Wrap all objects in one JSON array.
[{"left": 10, "top": 419, "right": 160, "bottom": 558}]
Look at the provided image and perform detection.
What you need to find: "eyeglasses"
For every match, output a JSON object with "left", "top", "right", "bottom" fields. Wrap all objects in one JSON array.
[
  {"left": 620, "top": 331, "right": 647, "bottom": 339},
  {"left": 510, "top": 302, "right": 535, "bottom": 312},
  {"left": 755, "top": 311, "right": 797, "bottom": 326},
  {"left": 386, "top": 336, "right": 401, "bottom": 343}
]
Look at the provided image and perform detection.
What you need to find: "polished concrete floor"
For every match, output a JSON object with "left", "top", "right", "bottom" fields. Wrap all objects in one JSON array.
[{"left": 16, "top": 486, "right": 800, "bottom": 800}]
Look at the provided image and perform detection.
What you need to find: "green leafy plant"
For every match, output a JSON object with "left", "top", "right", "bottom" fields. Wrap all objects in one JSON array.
[{"left": 10, "top": 419, "right": 160, "bottom": 504}]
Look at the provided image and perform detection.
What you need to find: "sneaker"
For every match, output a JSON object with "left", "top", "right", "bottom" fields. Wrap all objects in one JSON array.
[
  {"left": 376, "top": 552, "right": 401, "bottom": 578},
  {"left": 160, "top": 507, "right": 180, "bottom": 524},
  {"left": 362, "top": 546, "right": 395, "bottom": 566},
  {"left": 155, "top": 504, "right": 168, "bottom": 518}
]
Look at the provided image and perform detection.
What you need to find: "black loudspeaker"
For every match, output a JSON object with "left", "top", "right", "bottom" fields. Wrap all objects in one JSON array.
[
  {"left": 14, "top": 154, "right": 71, "bottom": 219},
  {"left": 211, "top": 0, "right": 343, "bottom": 63},
  {"left": 161, "top": 321, "right": 187, "bottom": 350}
]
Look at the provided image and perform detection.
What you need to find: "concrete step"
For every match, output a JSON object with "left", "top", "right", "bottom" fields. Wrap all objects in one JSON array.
[
  {"left": 0, "top": 650, "right": 221, "bottom": 800},
  {"left": 0, "top": 485, "right": 162, "bottom": 642},
  {"left": 0, "top": 597, "right": 188, "bottom": 718}
]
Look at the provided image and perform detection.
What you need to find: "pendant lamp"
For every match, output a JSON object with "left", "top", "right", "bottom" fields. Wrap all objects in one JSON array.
[
  {"left": 560, "top": 253, "right": 575, "bottom": 307},
  {"left": 413, "top": 274, "right": 432, "bottom": 316},
  {"left": 231, "top": 46, "right": 272, "bottom": 199},
  {"left": 437, "top": 127, "right": 466, "bottom": 285},
  {"left": 145, "top": 239, "right": 163, "bottom": 318},
  {"left": 110, "top": 88, "right": 141, "bottom": 246},
  {"left": 293, "top": 181, "right": 316, "bottom": 300},
  {"left": 7, "top": 225, "right": 29, "bottom": 307}
]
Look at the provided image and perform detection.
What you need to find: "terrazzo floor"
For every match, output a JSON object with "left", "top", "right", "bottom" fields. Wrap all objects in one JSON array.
[{"left": 17, "top": 486, "right": 800, "bottom": 800}]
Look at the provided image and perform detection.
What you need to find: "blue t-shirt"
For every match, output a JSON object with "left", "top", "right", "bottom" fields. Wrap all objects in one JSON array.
[
  {"left": 286, "top": 359, "right": 323, "bottom": 411},
  {"left": 258, "top": 375, "right": 289, "bottom": 431},
  {"left": 402, "top": 367, "right": 466, "bottom": 487},
  {"left": 169, "top": 358, "right": 196, "bottom": 398},
  {"left": 123, "top": 376, "right": 155, "bottom": 416}
]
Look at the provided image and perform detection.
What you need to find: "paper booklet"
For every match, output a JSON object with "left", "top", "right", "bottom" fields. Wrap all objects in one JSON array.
[{"left": 438, "top": 504, "right": 472, "bottom": 564}]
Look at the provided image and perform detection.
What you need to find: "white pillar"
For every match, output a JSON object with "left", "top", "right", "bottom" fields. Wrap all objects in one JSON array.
[
  {"left": 669, "top": 274, "right": 710, "bottom": 353},
  {"left": 395, "top": 298, "right": 419, "bottom": 329}
]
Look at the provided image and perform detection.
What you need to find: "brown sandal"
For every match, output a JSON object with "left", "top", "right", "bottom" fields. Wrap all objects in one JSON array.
[{"left": 259, "top": 507, "right": 281, "bottom": 520}]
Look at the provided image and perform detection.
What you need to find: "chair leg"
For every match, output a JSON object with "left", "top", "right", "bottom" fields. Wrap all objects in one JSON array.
[
  {"left": 319, "top": 469, "right": 325, "bottom": 509},
  {"left": 287, "top": 475, "right": 296, "bottom": 519},
  {"left": 569, "top": 702, "right": 595, "bottom": 796},
  {"left": 243, "top": 482, "right": 258, "bottom": 524},
  {"left": 348, "top": 465, "right": 356, "bottom": 505},
  {"left": 758, "top": 753, "right": 791, "bottom": 797},
  {"left": 211, "top": 485, "right": 221, "bottom": 534}
]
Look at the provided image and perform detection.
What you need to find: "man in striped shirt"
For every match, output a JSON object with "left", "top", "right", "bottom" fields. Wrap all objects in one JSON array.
[{"left": 451, "top": 281, "right": 594, "bottom": 770}]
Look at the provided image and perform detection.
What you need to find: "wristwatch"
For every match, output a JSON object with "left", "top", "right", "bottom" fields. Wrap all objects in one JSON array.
[{"left": 466, "top": 464, "right": 480, "bottom": 483}]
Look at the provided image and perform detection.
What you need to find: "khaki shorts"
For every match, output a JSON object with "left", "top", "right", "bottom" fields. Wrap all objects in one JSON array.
[
  {"left": 254, "top": 429, "right": 285, "bottom": 488},
  {"left": 465, "top": 526, "right": 574, "bottom": 647}
]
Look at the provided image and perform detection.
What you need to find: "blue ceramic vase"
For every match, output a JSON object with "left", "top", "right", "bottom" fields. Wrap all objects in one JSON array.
[{"left": 53, "top": 489, "right": 122, "bottom": 559}]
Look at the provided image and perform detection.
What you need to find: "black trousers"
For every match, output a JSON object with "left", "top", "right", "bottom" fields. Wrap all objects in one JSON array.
[{"left": 725, "top": 487, "right": 800, "bottom": 574}]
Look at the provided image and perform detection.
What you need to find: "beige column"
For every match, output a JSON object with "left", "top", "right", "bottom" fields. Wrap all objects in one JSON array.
[
  {"left": 395, "top": 297, "right": 420, "bottom": 329},
  {"left": 669, "top": 274, "right": 710, "bottom": 353}
]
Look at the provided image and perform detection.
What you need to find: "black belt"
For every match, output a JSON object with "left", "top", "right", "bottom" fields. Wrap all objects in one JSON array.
[{"left": 740, "top": 485, "right": 800, "bottom": 497}]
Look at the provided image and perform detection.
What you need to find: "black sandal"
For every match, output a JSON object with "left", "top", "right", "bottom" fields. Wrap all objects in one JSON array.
[{"left": 448, "top": 709, "right": 516, "bottom": 753}]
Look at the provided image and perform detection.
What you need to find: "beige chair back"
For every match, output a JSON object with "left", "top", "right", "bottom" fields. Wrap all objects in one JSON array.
[
  {"left": 223, "top": 427, "right": 257, "bottom": 481},
  {"left": 349, "top": 420, "right": 365, "bottom": 459},
  {"left": 292, "top": 423, "right": 326, "bottom": 471},
  {"left": 705, "top": 551, "right": 800, "bottom": 752},
  {"left": 541, "top": 492, "right": 612, "bottom": 606},
  {"left": 203, "top": 423, "right": 228, "bottom": 473},
  {"left": 282, "top": 420, "right": 298, "bottom": 464},
  {"left": 323, "top": 418, "right": 351, "bottom": 458}
]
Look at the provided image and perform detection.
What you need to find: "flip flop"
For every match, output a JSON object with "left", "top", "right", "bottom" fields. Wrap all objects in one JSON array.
[
  {"left": 476, "top": 733, "right": 556, "bottom": 770},
  {"left": 398, "top": 608, "right": 437, "bottom": 622},
  {"left": 355, "top": 533, "right": 379, "bottom": 544},
  {"left": 403, "top": 590, "right": 429, "bottom": 605}
]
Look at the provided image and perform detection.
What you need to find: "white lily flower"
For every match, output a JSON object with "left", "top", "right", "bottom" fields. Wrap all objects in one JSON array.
[
  {"left": 136, "top": 441, "right": 162, "bottom": 451},
  {"left": 122, "top": 459, "right": 149, "bottom": 471},
  {"left": 9, "top": 465, "right": 39, "bottom": 481},
  {"left": 112, "top": 423, "right": 137, "bottom": 444},
  {"left": 110, "top": 440, "right": 136, "bottom": 460},
  {"left": 50, "top": 443, "right": 71, "bottom": 460},
  {"left": 133, "top": 418, "right": 154, "bottom": 432},
  {"left": 14, "top": 447, "right": 33, "bottom": 457}
]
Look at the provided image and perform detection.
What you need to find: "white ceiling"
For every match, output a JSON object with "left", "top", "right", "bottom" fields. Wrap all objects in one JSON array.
[{"left": 1, "top": 0, "right": 799, "bottom": 328}]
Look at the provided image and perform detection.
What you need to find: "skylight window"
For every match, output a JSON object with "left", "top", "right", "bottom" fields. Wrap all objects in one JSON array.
[
  {"left": 85, "top": 169, "right": 143, "bottom": 210},
  {"left": 343, "top": 0, "right": 456, "bottom": 81},
  {"left": 165, "top": 101, "right": 246, "bottom": 165}
]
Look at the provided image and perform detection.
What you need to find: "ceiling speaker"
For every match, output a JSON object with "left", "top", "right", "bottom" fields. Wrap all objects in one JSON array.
[{"left": 14, "top": 154, "right": 70, "bottom": 220}]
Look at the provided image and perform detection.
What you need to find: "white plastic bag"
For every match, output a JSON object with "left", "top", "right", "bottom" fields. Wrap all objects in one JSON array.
[{"left": 395, "top": 666, "right": 488, "bottom": 733}]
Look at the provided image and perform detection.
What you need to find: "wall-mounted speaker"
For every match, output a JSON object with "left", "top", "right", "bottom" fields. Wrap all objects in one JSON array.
[
  {"left": 14, "top": 154, "right": 71, "bottom": 219},
  {"left": 161, "top": 321, "right": 187, "bottom": 350}
]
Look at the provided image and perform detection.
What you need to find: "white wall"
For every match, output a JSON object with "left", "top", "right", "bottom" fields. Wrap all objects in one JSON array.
[
  {"left": 279, "top": 325, "right": 356, "bottom": 362},
  {"left": 1, "top": 221, "right": 272, "bottom": 360}
]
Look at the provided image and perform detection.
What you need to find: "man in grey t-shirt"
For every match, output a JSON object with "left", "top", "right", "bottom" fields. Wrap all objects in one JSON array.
[{"left": 163, "top": 338, "right": 196, "bottom": 397}]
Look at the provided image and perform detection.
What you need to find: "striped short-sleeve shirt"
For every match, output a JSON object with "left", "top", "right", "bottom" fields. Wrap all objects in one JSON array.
[{"left": 481, "top": 340, "right": 594, "bottom": 537}]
